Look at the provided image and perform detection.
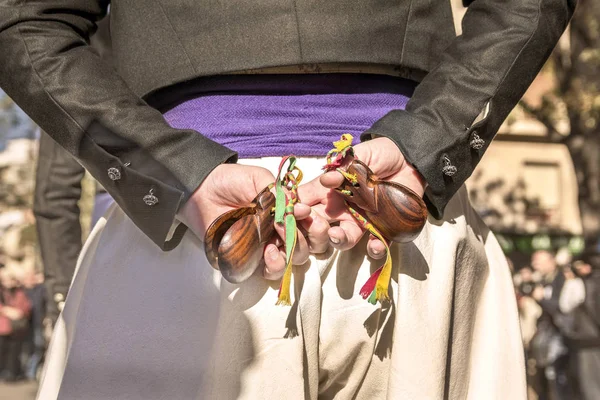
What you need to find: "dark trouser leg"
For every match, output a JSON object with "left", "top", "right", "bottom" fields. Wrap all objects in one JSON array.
[
  {"left": 577, "top": 349, "right": 600, "bottom": 400},
  {"left": 0, "top": 335, "right": 23, "bottom": 379},
  {"left": 0, "top": 335, "right": 7, "bottom": 375},
  {"left": 548, "top": 354, "right": 578, "bottom": 400},
  {"left": 33, "top": 130, "right": 85, "bottom": 325},
  {"left": 6, "top": 336, "right": 23, "bottom": 379},
  {"left": 26, "top": 330, "right": 45, "bottom": 380},
  {"left": 528, "top": 359, "right": 550, "bottom": 400}
]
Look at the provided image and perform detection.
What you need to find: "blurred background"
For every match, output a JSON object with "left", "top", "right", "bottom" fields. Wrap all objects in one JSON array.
[{"left": 0, "top": 0, "right": 598, "bottom": 399}]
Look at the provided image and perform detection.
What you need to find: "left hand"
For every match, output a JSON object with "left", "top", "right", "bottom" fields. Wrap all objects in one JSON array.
[
  {"left": 178, "top": 163, "right": 330, "bottom": 280},
  {"left": 298, "top": 137, "right": 427, "bottom": 258}
]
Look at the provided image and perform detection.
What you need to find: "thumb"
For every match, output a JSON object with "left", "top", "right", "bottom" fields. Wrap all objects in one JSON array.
[
  {"left": 297, "top": 176, "right": 330, "bottom": 206},
  {"left": 248, "top": 166, "right": 276, "bottom": 193},
  {"left": 319, "top": 171, "right": 344, "bottom": 189},
  {"left": 351, "top": 137, "right": 405, "bottom": 179}
]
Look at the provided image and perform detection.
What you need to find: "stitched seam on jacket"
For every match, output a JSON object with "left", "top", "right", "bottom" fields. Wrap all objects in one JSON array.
[
  {"left": 154, "top": 0, "right": 198, "bottom": 74},
  {"left": 487, "top": 0, "right": 543, "bottom": 107},
  {"left": 15, "top": 9, "right": 102, "bottom": 160},
  {"left": 291, "top": 0, "right": 304, "bottom": 59},
  {"left": 460, "top": 0, "right": 543, "bottom": 155},
  {"left": 399, "top": 0, "right": 414, "bottom": 65},
  {"left": 410, "top": 0, "right": 544, "bottom": 176},
  {"left": 15, "top": 6, "right": 185, "bottom": 247}
]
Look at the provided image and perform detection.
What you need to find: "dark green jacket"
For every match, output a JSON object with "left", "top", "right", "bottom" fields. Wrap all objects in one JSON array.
[{"left": 0, "top": 0, "right": 576, "bottom": 249}]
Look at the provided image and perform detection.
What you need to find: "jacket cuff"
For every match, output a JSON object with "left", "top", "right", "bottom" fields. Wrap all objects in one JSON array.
[
  {"left": 80, "top": 122, "right": 237, "bottom": 250},
  {"left": 361, "top": 109, "right": 490, "bottom": 220}
]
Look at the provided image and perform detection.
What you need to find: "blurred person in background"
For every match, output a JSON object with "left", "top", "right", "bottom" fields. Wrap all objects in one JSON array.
[
  {"left": 0, "top": 267, "right": 32, "bottom": 382},
  {"left": 33, "top": 16, "right": 113, "bottom": 328},
  {"left": 22, "top": 269, "right": 47, "bottom": 381},
  {"left": 514, "top": 265, "right": 543, "bottom": 398},
  {"left": 558, "top": 251, "right": 600, "bottom": 400},
  {"left": 516, "top": 266, "right": 543, "bottom": 348},
  {"left": 530, "top": 250, "right": 576, "bottom": 400}
]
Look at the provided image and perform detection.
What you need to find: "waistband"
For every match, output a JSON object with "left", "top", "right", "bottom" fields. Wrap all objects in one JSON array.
[
  {"left": 146, "top": 71, "right": 418, "bottom": 113},
  {"left": 227, "top": 62, "right": 427, "bottom": 81}
]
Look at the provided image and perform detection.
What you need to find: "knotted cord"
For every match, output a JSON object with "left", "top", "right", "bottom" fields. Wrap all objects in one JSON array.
[
  {"left": 272, "top": 136, "right": 393, "bottom": 306},
  {"left": 323, "top": 134, "right": 393, "bottom": 305},
  {"left": 274, "top": 155, "right": 303, "bottom": 306}
]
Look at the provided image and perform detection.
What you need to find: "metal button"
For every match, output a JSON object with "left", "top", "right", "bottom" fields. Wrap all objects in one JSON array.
[
  {"left": 470, "top": 132, "right": 485, "bottom": 150},
  {"left": 442, "top": 155, "right": 457, "bottom": 176},
  {"left": 143, "top": 188, "right": 159, "bottom": 206},
  {"left": 107, "top": 167, "right": 121, "bottom": 181}
]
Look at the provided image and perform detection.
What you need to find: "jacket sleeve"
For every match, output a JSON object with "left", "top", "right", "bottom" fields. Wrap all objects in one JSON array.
[
  {"left": 0, "top": 1, "right": 237, "bottom": 250},
  {"left": 362, "top": 0, "right": 576, "bottom": 219}
]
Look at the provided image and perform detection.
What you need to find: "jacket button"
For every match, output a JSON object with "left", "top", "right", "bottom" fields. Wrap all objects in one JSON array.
[
  {"left": 107, "top": 167, "right": 121, "bottom": 181},
  {"left": 442, "top": 155, "right": 457, "bottom": 176},
  {"left": 143, "top": 189, "right": 159, "bottom": 206},
  {"left": 470, "top": 132, "right": 485, "bottom": 150}
]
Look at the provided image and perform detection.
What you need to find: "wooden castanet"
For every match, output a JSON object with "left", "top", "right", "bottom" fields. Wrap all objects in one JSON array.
[
  {"left": 204, "top": 187, "right": 276, "bottom": 283},
  {"left": 338, "top": 159, "right": 428, "bottom": 242},
  {"left": 204, "top": 159, "right": 427, "bottom": 285}
]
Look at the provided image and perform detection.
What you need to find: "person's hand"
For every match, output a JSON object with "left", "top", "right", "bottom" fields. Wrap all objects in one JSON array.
[
  {"left": 178, "top": 164, "right": 330, "bottom": 280},
  {"left": 0, "top": 306, "right": 24, "bottom": 320},
  {"left": 563, "top": 266, "right": 576, "bottom": 280},
  {"left": 532, "top": 285, "right": 545, "bottom": 302},
  {"left": 298, "top": 137, "right": 427, "bottom": 258}
]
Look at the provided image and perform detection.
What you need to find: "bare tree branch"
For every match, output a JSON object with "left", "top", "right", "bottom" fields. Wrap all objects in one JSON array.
[
  {"left": 551, "top": 46, "right": 572, "bottom": 95},
  {"left": 518, "top": 99, "right": 564, "bottom": 142}
]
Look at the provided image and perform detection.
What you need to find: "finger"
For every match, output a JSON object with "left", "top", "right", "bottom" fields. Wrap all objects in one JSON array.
[
  {"left": 273, "top": 221, "right": 310, "bottom": 266},
  {"left": 320, "top": 171, "right": 345, "bottom": 189},
  {"left": 273, "top": 236, "right": 283, "bottom": 248},
  {"left": 297, "top": 177, "right": 330, "bottom": 206},
  {"left": 298, "top": 212, "right": 330, "bottom": 254},
  {"left": 292, "top": 229, "right": 310, "bottom": 265},
  {"left": 262, "top": 242, "right": 286, "bottom": 280},
  {"left": 293, "top": 203, "right": 312, "bottom": 220},
  {"left": 327, "top": 226, "right": 349, "bottom": 250},
  {"left": 328, "top": 221, "right": 365, "bottom": 251},
  {"left": 367, "top": 235, "right": 387, "bottom": 260}
]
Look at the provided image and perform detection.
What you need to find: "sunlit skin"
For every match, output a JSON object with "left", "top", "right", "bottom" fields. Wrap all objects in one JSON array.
[
  {"left": 179, "top": 137, "right": 426, "bottom": 280},
  {"left": 299, "top": 137, "right": 426, "bottom": 258},
  {"left": 178, "top": 164, "right": 330, "bottom": 280}
]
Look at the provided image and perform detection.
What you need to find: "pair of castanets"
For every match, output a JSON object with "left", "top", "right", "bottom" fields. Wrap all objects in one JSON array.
[{"left": 204, "top": 147, "right": 428, "bottom": 295}]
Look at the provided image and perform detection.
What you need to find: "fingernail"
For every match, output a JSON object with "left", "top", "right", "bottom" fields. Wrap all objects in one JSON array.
[
  {"left": 330, "top": 237, "right": 341, "bottom": 244},
  {"left": 268, "top": 247, "right": 279, "bottom": 260}
]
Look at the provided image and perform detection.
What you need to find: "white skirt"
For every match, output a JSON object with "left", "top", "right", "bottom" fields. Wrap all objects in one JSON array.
[{"left": 37, "top": 157, "right": 526, "bottom": 400}]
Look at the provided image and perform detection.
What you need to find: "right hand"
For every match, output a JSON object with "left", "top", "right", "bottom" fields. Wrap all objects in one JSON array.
[
  {"left": 178, "top": 164, "right": 330, "bottom": 280},
  {"left": 298, "top": 137, "right": 426, "bottom": 259}
]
